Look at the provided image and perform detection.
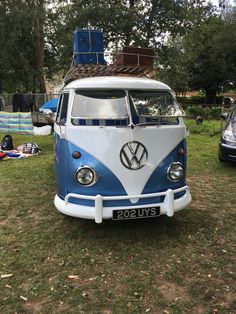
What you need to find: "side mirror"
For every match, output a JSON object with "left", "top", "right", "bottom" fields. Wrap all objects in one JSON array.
[
  {"left": 221, "top": 112, "right": 228, "bottom": 120},
  {"left": 186, "top": 127, "right": 190, "bottom": 137}
]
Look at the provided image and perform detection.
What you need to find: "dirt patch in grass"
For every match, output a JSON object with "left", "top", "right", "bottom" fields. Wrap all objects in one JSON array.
[
  {"left": 188, "top": 173, "right": 236, "bottom": 213},
  {"left": 24, "top": 300, "right": 46, "bottom": 314},
  {"left": 158, "top": 281, "right": 190, "bottom": 303},
  {"left": 191, "top": 305, "right": 209, "bottom": 314}
]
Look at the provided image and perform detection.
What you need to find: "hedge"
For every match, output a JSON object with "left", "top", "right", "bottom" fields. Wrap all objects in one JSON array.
[
  {"left": 185, "top": 105, "right": 222, "bottom": 119},
  {"left": 177, "top": 95, "right": 224, "bottom": 106}
]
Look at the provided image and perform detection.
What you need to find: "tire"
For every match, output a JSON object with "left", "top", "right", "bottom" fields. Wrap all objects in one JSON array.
[{"left": 218, "top": 154, "right": 225, "bottom": 162}]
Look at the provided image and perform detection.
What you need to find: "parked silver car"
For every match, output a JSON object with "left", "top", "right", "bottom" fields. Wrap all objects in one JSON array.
[{"left": 219, "top": 106, "right": 236, "bottom": 162}]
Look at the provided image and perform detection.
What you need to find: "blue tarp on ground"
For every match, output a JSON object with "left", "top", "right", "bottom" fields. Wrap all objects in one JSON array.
[{"left": 39, "top": 98, "right": 58, "bottom": 112}]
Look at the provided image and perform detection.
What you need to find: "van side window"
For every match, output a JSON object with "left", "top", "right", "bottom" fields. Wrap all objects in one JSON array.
[{"left": 56, "top": 93, "right": 69, "bottom": 124}]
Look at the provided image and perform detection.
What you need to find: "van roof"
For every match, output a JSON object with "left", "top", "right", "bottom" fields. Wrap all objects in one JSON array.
[{"left": 64, "top": 76, "right": 171, "bottom": 91}]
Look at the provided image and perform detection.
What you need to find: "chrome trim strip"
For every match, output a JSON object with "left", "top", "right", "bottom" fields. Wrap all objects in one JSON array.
[
  {"left": 70, "top": 116, "right": 128, "bottom": 120},
  {"left": 220, "top": 142, "right": 236, "bottom": 149}
]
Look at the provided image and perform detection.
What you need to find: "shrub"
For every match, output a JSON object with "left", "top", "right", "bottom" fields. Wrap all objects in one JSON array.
[
  {"left": 184, "top": 119, "right": 222, "bottom": 136},
  {"left": 186, "top": 105, "right": 222, "bottom": 119}
]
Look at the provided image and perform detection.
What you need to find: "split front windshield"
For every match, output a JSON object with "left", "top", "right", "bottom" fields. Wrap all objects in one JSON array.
[
  {"left": 130, "top": 90, "right": 185, "bottom": 118},
  {"left": 71, "top": 89, "right": 185, "bottom": 125},
  {"left": 71, "top": 90, "right": 128, "bottom": 119}
]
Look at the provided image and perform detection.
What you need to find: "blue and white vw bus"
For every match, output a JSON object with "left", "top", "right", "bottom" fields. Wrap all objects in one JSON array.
[{"left": 54, "top": 76, "right": 191, "bottom": 223}]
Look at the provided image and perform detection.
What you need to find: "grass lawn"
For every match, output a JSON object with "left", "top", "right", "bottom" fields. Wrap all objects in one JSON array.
[{"left": 0, "top": 122, "right": 235, "bottom": 313}]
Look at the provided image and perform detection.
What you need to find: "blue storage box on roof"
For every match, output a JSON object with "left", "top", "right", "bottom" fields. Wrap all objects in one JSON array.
[{"left": 73, "top": 29, "right": 105, "bottom": 65}]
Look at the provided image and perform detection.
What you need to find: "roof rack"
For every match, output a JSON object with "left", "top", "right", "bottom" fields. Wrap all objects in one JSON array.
[
  {"left": 64, "top": 64, "right": 157, "bottom": 85},
  {"left": 64, "top": 50, "right": 158, "bottom": 85}
]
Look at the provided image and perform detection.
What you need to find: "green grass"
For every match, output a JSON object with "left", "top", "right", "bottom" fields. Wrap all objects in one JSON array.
[{"left": 0, "top": 126, "right": 235, "bottom": 314}]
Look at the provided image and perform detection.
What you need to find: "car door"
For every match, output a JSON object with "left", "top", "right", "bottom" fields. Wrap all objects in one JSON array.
[{"left": 54, "top": 93, "right": 69, "bottom": 198}]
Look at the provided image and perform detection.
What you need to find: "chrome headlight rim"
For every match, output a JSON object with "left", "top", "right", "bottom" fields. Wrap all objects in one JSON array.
[
  {"left": 167, "top": 162, "right": 184, "bottom": 182},
  {"left": 75, "top": 166, "right": 97, "bottom": 187}
]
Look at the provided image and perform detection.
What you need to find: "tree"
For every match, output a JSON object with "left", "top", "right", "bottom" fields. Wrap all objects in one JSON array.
[
  {"left": 158, "top": 35, "right": 190, "bottom": 95},
  {"left": 52, "top": 0, "right": 192, "bottom": 73},
  {"left": 185, "top": 14, "right": 236, "bottom": 103},
  {"left": 26, "top": 0, "right": 47, "bottom": 93},
  {"left": 1, "top": 0, "right": 235, "bottom": 96},
  {"left": 0, "top": 0, "right": 34, "bottom": 92},
  {"left": 159, "top": 4, "right": 236, "bottom": 103},
  {"left": 0, "top": 0, "right": 51, "bottom": 93}
]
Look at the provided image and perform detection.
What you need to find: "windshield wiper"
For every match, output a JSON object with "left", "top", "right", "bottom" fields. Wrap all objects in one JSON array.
[{"left": 135, "top": 121, "right": 161, "bottom": 127}]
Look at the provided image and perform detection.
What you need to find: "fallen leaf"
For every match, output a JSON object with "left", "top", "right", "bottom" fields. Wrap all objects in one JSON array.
[
  {"left": 68, "top": 275, "right": 79, "bottom": 280},
  {"left": 134, "top": 292, "right": 140, "bottom": 298},
  {"left": 1, "top": 274, "right": 13, "bottom": 279}
]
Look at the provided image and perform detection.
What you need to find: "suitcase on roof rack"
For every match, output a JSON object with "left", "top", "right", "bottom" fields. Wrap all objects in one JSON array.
[
  {"left": 115, "top": 46, "right": 155, "bottom": 67},
  {"left": 73, "top": 29, "right": 105, "bottom": 65}
]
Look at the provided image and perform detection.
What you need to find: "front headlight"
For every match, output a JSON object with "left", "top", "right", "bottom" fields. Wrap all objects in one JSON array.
[
  {"left": 167, "top": 162, "right": 184, "bottom": 182},
  {"left": 222, "top": 129, "right": 236, "bottom": 143},
  {"left": 75, "top": 166, "right": 97, "bottom": 186}
]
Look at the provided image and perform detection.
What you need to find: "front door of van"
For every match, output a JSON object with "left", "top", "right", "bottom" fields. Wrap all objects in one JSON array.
[{"left": 54, "top": 93, "right": 69, "bottom": 198}]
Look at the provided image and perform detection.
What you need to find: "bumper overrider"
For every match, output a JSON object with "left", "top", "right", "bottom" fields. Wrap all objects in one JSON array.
[{"left": 54, "top": 186, "right": 191, "bottom": 223}]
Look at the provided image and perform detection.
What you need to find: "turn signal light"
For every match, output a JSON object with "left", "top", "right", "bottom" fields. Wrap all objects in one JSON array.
[
  {"left": 72, "top": 151, "right": 81, "bottom": 159},
  {"left": 178, "top": 148, "right": 184, "bottom": 156}
]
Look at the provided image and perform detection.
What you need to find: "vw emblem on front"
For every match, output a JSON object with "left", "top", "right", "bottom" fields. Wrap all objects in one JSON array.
[{"left": 120, "top": 141, "right": 148, "bottom": 170}]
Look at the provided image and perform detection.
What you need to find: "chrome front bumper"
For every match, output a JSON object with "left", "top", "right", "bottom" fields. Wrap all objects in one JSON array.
[{"left": 54, "top": 185, "right": 191, "bottom": 223}]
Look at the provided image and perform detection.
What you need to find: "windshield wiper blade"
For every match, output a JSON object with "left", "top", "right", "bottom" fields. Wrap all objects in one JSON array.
[{"left": 135, "top": 121, "right": 161, "bottom": 127}]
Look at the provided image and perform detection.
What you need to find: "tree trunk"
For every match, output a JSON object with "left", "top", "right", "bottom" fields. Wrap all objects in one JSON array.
[
  {"left": 29, "top": 0, "right": 46, "bottom": 93},
  {"left": 205, "top": 88, "right": 217, "bottom": 105},
  {"left": 35, "top": 33, "right": 46, "bottom": 93}
]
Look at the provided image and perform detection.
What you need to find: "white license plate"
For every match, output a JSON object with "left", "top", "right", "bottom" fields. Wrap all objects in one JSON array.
[{"left": 112, "top": 207, "right": 160, "bottom": 220}]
